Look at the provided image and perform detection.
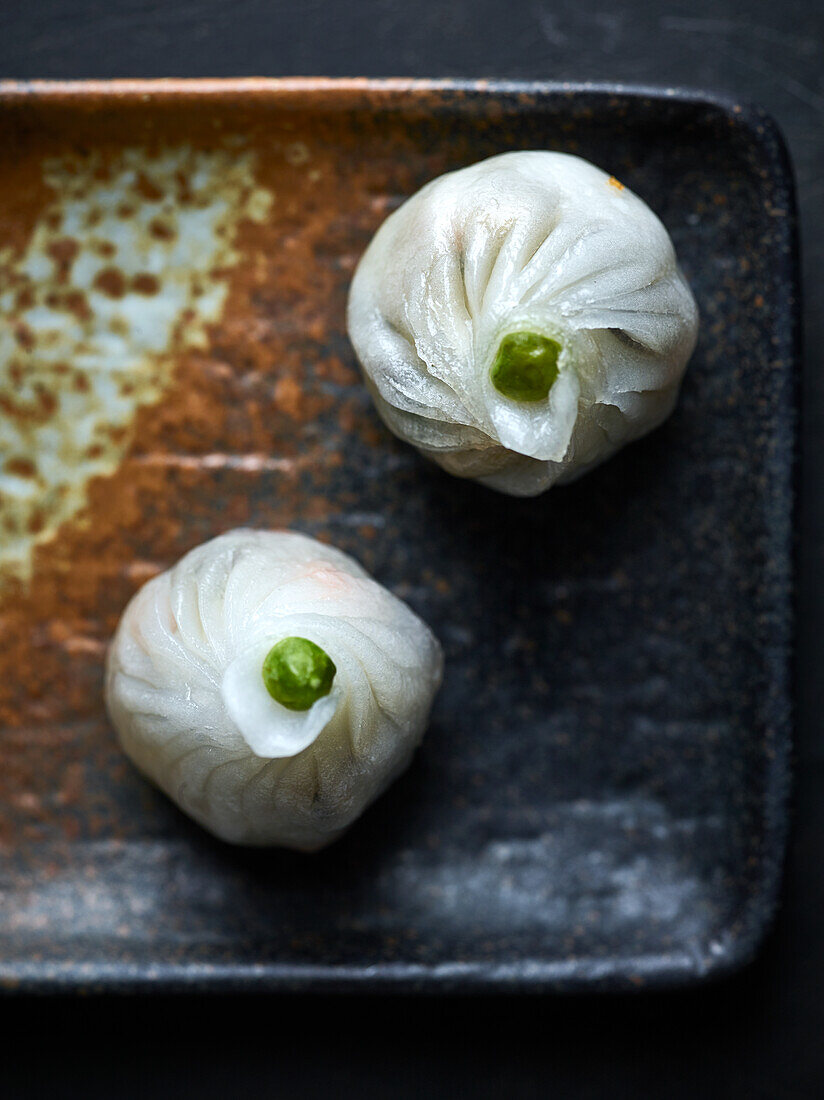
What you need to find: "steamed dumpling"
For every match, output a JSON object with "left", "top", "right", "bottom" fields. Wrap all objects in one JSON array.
[
  {"left": 347, "top": 151, "right": 699, "bottom": 496},
  {"left": 105, "top": 529, "right": 443, "bottom": 850}
]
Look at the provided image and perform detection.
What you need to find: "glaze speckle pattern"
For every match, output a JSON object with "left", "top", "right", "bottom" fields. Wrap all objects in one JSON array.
[{"left": 0, "top": 80, "right": 797, "bottom": 993}]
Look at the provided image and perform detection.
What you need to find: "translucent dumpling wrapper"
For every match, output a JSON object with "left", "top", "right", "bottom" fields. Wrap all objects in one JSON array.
[
  {"left": 347, "top": 151, "right": 699, "bottom": 496},
  {"left": 105, "top": 529, "right": 443, "bottom": 850}
]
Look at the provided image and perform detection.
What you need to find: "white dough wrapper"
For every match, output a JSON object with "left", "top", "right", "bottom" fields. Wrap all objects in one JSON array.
[
  {"left": 105, "top": 529, "right": 443, "bottom": 850},
  {"left": 347, "top": 151, "right": 699, "bottom": 496}
]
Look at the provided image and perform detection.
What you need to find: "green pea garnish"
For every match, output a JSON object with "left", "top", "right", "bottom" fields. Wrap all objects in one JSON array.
[
  {"left": 490, "top": 331, "right": 561, "bottom": 402},
  {"left": 261, "top": 637, "right": 336, "bottom": 712}
]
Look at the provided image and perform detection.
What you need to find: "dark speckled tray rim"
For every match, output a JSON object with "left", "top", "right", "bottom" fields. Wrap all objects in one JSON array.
[{"left": 0, "top": 78, "right": 799, "bottom": 996}]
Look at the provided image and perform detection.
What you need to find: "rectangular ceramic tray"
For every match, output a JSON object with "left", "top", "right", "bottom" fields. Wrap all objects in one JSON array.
[{"left": 0, "top": 79, "right": 797, "bottom": 993}]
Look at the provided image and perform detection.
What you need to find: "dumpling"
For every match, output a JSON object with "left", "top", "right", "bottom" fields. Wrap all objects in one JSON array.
[
  {"left": 105, "top": 529, "right": 443, "bottom": 850},
  {"left": 347, "top": 151, "right": 699, "bottom": 496}
]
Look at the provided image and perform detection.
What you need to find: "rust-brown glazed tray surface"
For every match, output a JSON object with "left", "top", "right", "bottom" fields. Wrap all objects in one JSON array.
[{"left": 0, "top": 79, "right": 796, "bottom": 992}]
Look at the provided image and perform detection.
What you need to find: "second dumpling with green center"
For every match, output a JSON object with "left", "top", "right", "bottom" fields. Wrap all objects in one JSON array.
[
  {"left": 347, "top": 151, "right": 699, "bottom": 496},
  {"left": 105, "top": 529, "right": 443, "bottom": 851}
]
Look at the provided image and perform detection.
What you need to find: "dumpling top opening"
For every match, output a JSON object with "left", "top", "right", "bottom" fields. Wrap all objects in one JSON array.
[{"left": 222, "top": 631, "right": 342, "bottom": 759}]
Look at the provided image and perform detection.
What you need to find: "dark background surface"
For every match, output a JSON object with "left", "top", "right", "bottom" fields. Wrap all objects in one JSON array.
[{"left": 0, "top": 0, "right": 822, "bottom": 1096}]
